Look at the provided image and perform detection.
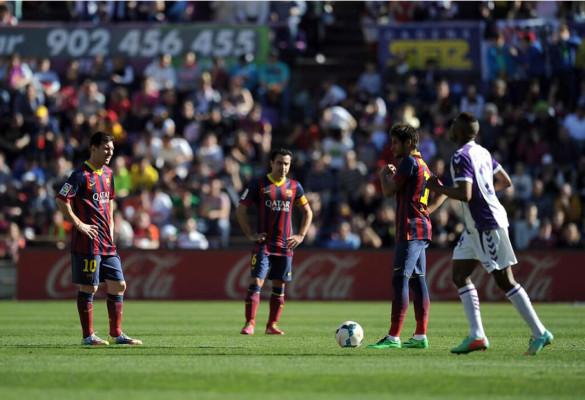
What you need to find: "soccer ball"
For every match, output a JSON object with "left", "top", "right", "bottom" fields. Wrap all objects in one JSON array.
[{"left": 335, "top": 321, "right": 364, "bottom": 348}]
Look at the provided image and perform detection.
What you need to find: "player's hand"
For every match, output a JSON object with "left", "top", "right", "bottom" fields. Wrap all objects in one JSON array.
[
  {"left": 77, "top": 223, "right": 99, "bottom": 240},
  {"left": 249, "top": 233, "right": 267, "bottom": 243},
  {"left": 379, "top": 164, "right": 396, "bottom": 178},
  {"left": 286, "top": 234, "right": 304, "bottom": 250}
]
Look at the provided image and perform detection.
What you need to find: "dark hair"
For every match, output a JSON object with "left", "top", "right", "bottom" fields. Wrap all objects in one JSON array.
[
  {"left": 270, "top": 148, "right": 293, "bottom": 161},
  {"left": 90, "top": 131, "right": 114, "bottom": 148},
  {"left": 389, "top": 123, "right": 419, "bottom": 149},
  {"left": 453, "top": 112, "right": 480, "bottom": 139}
]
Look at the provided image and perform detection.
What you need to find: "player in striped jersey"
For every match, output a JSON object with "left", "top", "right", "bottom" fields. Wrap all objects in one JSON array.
[
  {"left": 426, "top": 112, "right": 552, "bottom": 355},
  {"left": 368, "top": 123, "right": 446, "bottom": 350},
  {"left": 56, "top": 132, "right": 141, "bottom": 346},
  {"left": 236, "top": 148, "right": 313, "bottom": 335}
]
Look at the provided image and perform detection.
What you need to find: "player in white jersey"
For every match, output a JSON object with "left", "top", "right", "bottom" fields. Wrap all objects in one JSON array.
[{"left": 426, "top": 112, "right": 553, "bottom": 356}]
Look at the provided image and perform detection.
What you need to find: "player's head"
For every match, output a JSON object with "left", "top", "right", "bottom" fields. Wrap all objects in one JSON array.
[
  {"left": 389, "top": 123, "right": 419, "bottom": 158},
  {"left": 89, "top": 131, "right": 114, "bottom": 167},
  {"left": 450, "top": 112, "right": 479, "bottom": 144},
  {"left": 269, "top": 148, "right": 293, "bottom": 180}
]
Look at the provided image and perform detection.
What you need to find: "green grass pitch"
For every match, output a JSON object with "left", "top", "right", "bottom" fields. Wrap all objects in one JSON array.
[{"left": 1, "top": 300, "right": 584, "bottom": 400}]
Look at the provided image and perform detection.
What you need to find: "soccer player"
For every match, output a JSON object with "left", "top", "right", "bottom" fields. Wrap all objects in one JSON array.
[
  {"left": 236, "top": 148, "right": 313, "bottom": 335},
  {"left": 368, "top": 123, "right": 445, "bottom": 350},
  {"left": 426, "top": 112, "right": 553, "bottom": 355},
  {"left": 55, "top": 131, "right": 142, "bottom": 346}
]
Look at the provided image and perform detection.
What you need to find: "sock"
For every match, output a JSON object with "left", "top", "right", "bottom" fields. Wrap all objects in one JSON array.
[
  {"left": 410, "top": 276, "right": 430, "bottom": 336},
  {"left": 267, "top": 286, "right": 285, "bottom": 326},
  {"left": 245, "top": 284, "right": 261, "bottom": 324},
  {"left": 77, "top": 291, "right": 94, "bottom": 338},
  {"left": 506, "top": 284, "right": 546, "bottom": 337},
  {"left": 107, "top": 294, "right": 124, "bottom": 338},
  {"left": 458, "top": 284, "right": 485, "bottom": 338},
  {"left": 388, "top": 275, "right": 409, "bottom": 338}
]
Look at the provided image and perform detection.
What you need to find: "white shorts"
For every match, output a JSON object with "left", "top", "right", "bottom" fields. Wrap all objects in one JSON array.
[{"left": 453, "top": 227, "right": 517, "bottom": 273}]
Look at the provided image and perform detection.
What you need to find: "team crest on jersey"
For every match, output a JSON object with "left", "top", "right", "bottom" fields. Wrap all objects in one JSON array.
[
  {"left": 59, "top": 183, "right": 72, "bottom": 196},
  {"left": 286, "top": 189, "right": 293, "bottom": 198}
]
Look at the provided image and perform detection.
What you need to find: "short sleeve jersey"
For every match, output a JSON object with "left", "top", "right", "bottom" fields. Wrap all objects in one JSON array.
[
  {"left": 392, "top": 152, "right": 433, "bottom": 241},
  {"left": 450, "top": 141, "right": 509, "bottom": 231},
  {"left": 56, "top": 161, "right": 117, "bottom": 255},
  {"left": 239, "top": 174, "right": 308, "bottom": 257}
]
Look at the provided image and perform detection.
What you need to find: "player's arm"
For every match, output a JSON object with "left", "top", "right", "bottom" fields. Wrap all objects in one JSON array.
[
  {"left": 235, "top": 203, "right": 266, "bottom": 243},
  {"left": 287, "top": 201, "right": 313, "bottom": 250},
  {"left": 55, "top": 197, "right": 99, "bottom": 239},
  {"left": 493, "top": 167, "right": 512, "bottom": 192},
  {"left": 426, "top": 176, "right": 472, "bottom": 202},
  {"left": 379, "top": 164, "right": 402, "bottom": 198},
  {"left": 109, "top": 199, "right": 115, "bottom": 240},
  {"left": 427, "top": 192, "right": 449, "bottom": 214}
]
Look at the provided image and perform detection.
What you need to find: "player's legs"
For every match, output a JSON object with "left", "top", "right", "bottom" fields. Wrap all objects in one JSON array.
[
  {"left": 72, "top": 253, "right": 106, "bottom": 345},
  {"left": 102, "top": 255, "right": 141, "bottom": 345},
  {"left": 242, "top": 251, "right": 270, "bottom": 334},
  {"left": 265, "top": 256, "right": 292, "bottom": 334},
  {"left": 266, "top": 279, "right": 286, "bottom": 334},
  {"left": 491, "top": 266, "right": 551, "bottom": 354},
  {"left": 453, "top": 258, "right": 486, "bottom": 339}
]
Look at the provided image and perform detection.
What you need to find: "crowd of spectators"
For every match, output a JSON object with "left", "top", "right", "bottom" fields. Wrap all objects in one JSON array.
[{"left": 1, "top": 1, "right": 585, "bottom": 263}]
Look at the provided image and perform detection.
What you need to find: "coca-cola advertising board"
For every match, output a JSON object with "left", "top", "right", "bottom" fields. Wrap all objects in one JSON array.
[{"left": 17, "top": 249, "right": 584, "bottom": 301}]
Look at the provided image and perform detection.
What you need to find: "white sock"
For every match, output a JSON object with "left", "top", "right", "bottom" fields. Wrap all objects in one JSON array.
[
  {"left": 506, "top": 284, "right": 546, "bottom": 338},
  {"left": 386, "top": 334, "right": 399, "bottom": 341},
  {"left": 458, "top": 284, "right": 485, "bottom": 338},
  {"left": 413, "top": 334, "right": 426, "bottom": 340}
]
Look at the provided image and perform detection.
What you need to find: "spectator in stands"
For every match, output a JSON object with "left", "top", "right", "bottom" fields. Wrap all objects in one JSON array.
[
  {"left": 357, "top": 61, "right": 382, "bottom": 97},
  {"left": 108, "top": 86, "right": 131, "bottom": 124},
  {"left": 549, "top": 23, "right": 581, "bottom": 110},
  {"left": 110, "top": 56, "right": 135, "bottom": 89},
  {"left": 514, "top": 203, "right": 540, "bottom": 251},
  {"left": 224, "top": 75, "right": 254, "bottom": 119},
  {"left": 553, "top": 183, "right": 582, "bottom": 224},
  {"left": 338, "top": 150, "right": 368, "bottom": 203},
  {"left": 258, "top": 49, "right": 290, "bottom": 122},
  {"left": 193, "top": 72, "right": 221, "bottom": 116},
  {"left": 77, "top": 79, "right": 105, "bottom": 121},
  {"left": 198, "top": 178, "right": 231, "bottom": 248},
  {"left": 143, "top": 53, "right": 177, "bottom": 92},
  {"left": 325, "top": 220, "right": 361, "bottom": 249},
  {"left": 176, "top": 51, "right": 200, "bottom": 101},
  {"left": 318, "top": 78, "right": 347, "bottom": 109},
  {"left": 113, "top": 209, "right": 134, "bottom": 249},
  {"left": 230, "top": 53, "right": 259, "bottom": 94},
  {"left": 132, "top": 210, "right": 160, "bottom": 249},
  {"left": 33, "top": 57, "right": 60, "bottom": 107},
  {"left": 460, "top": 83, "right": 485, "bottom": 121},
  {"left": 131, "top": 76, "right": 160, "bottom": 124},
  {"left": 177, "top": 217, "right": 209, "bottom": 250},
  {"left": 211, "top": 56, "right": 229, "bottom": 92},
  {"left": 0, "top": 3, "right": 17, "bottom": 25},
  {"left": 510, "top": 162, "right": 533, "bottom": 205},
  {"left": 13, "top": 83, "right": 43, "bottom": 131},
  {"left": 528, "top": 218, "right": 556, "bottom": 249},
  {"left": 6, "top": 53, "right": 32, "bottom": 95},
  {"left": 558, "top": 222, "right": 583, "bottom": 249},
  {"left": 562, "top": 100, "right": 585, "bottom": 152},
  {"left": 486, "top": 31, "right": 516, "bottom": 83},
  {"left": 129, "top": 156, "right": 159, "bottom": 192},
  {"left": 0, "top": 221, "right": 25, "bottom": 262},
  {"left": 111, "top": 155, "right": 131, "bottom": 199},
  {"left": 146, "top": 106, "right": 176, "bottom": 138},
  {"left": 236, "top": 1, "right": 270, "bottom": 24},
  {"left": 157, "top": 132, "right": 194, "bottom": 181}
]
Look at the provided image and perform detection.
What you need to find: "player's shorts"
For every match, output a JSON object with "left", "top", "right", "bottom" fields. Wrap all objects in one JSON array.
[
  {"left": 393, "top": 239, "right": 429, "bottom": 277},
  {"left": 71, "top": 253, "right": 124, "bottom": 286},
  {"left": 453, "top": 227, "right": 517, "bottom": 273},
  {"left": 250, "top": 251, "right": 292, "bottom": 282}
]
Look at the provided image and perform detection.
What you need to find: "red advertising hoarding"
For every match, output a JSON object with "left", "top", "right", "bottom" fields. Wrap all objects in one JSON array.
[{"left": 17, "top": 249, "right": 584, "bottom": 302}]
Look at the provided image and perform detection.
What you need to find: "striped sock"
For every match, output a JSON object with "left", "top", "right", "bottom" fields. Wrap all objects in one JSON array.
[
  {"left": 458, "top": 284, "right": 485, "bottom": 338},
  {"left": 267, "top": 286, "right": 285, "bottom": 326},
  {"left": 245, "top": 284, "right": 261, "bottom": 324},
  {"left": 107, "top": 294, "right": 124, "bottom": 338},
  {"left": 77, "top": 291, "right": 94, "bottom": 338},
  {"left": 506, "top": 284, "right": 546, "bottom": 337}
]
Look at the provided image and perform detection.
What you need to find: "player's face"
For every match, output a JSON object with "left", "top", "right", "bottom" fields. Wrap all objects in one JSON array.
[
  {"left": 390, "top": 136, "right": 408, "bottom": 159},
  {"left": 93, "top": 140, "right": 115, "bottom": 167},
  {"left": 270, "top": 154, "right": 291, "bottom": 179}
]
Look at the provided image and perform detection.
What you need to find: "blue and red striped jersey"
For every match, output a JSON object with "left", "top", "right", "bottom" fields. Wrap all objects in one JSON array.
[
  {"left": 392, "top": 152, "right": 433, "bottom": 242},
  {"left": 239, "top": 174, "right": 308, "bottom": 256},
  {"left": 56, "top": 161, "right": 117, "bottom": 255}
]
